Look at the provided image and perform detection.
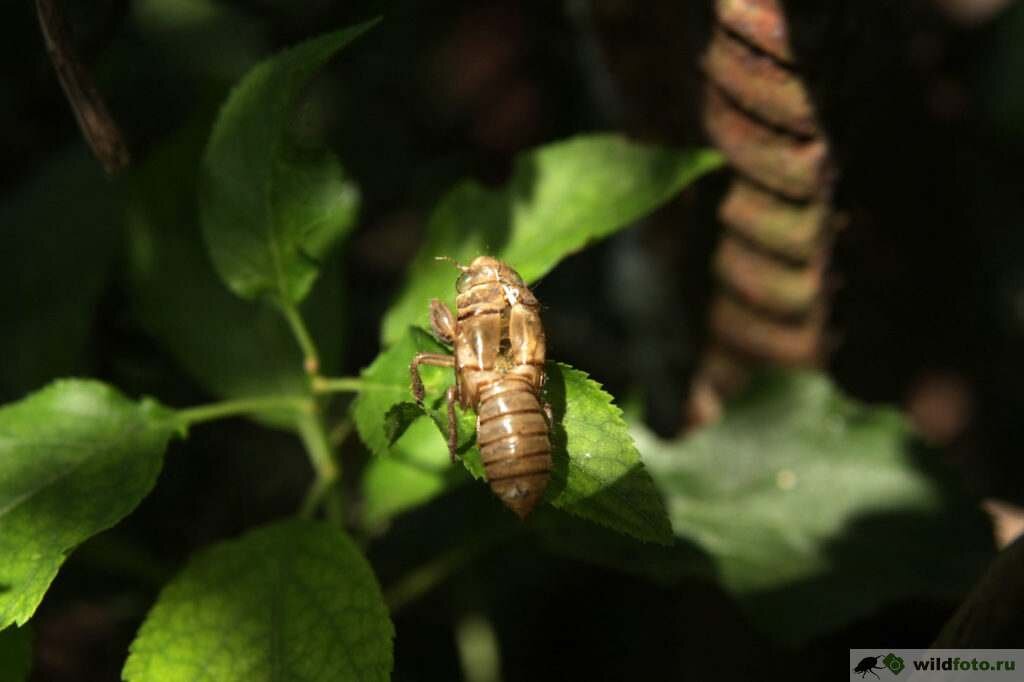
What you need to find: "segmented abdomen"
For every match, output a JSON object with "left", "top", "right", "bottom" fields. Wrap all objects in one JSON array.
[{"left": 476, "top": 375, "right": 551, "bottom": 519}]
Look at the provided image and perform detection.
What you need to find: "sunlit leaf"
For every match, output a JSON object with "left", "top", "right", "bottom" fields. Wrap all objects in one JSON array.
[
  {"left": 123, "top": 519, "right": 393, "bottom": 682},
  {"left": 544, "top": 363, "right": 672, "bottom": 544},
  {"left": 354, "top": 328, "right": 672, "bottom": 543},
  {"left": 0, "top": 381, "right": 176, "bottom": 629},
  {"left": 381, "top": 136, "right": 722, "bottom": 343}
]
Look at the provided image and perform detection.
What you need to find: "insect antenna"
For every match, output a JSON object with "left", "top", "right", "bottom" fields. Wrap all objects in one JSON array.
[{"left": 435, "top": 255, "right": 469, "bottom": 272}]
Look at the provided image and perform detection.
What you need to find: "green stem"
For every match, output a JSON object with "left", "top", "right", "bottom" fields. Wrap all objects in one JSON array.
[
  {"left": 297, "top": 413, "right": 341, "bottom": 524},
  {"left": 311, "top": 376, "right": 364, "bottom": 394},
  {"left": 280, "top": 301, "right": 321, "bottom": 376},
  {"left": 328, "top": 417, "right": 354, "bottom": 447},
  {"left": 176, "top": 396, "right": 311, "bottom": 427},
  {"left": 385, "top": 535, "right": 504, "bottom": 613}
]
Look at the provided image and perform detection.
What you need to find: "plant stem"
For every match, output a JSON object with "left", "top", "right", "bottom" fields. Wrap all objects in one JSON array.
[
  {"left": 280, "top": 301, "right": 321, "bottom": 376},
  {"left": 328, "top": 417, "right": 354, "bottom": 447},
  {"left": 385, "top": 535, "right": 504, "bottom": 613},
  {"left": 297, "top": 413, "right": 342, "bottom": 524},
  {"left": 175, "top": 396, "right": 311, "bottom": 427},
  {"left": 311, "top": 376, "right": 364, "bottom": 394}
]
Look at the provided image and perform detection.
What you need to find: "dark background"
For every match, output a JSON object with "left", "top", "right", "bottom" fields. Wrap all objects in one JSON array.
[{"left": 3, "top": 0, "right": 1023, "bottom": 679}]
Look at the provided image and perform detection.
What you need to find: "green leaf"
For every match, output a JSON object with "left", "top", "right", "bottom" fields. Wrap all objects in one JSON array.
[
  {"left": 0, "top": 147, "right": 119, "bottom": 401},
  {"left": 200, "top": 22, "right": 373, "bottom": 304},
  {"left": 384, "top": 402, "right": 429, "bottom": 446},
  {"left": 354, "top": 329, "right": 473, "bottom": 526},
  {"left": 123, "top": 519, "right": 394, "bottom": 682},
  {"left": 354, "top": 328, "right": 672, "bottom": 543},
  {"left": 127, "top": 118, "right": 345, "bottom": 429},
  {"left": 353, "top": 328, "right": 452, "bottom": 461},
  {"left": 381, "top": 136, "right": 722, "bottom": 343},
  {"left": 361, "top": 418, "right": 466, "bottom": 529},
  {"left": 0, "top": 381, "right": 176, "bottom": 629},
  {"left": 640, "top": 371, "right": 993, "bottom": 641},
  {"left": 531, "top": 507, "right": 714, "bottom": 586},
  {"left": 544, "top": 363, "right": 673, "bottom": 545},
  {"left": 0, "top": 626, "right": 31, "bottom": 682}
]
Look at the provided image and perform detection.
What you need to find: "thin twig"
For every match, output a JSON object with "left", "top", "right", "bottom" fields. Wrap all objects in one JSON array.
[
  {"left": 280, "top": 301, "right": 321, "bottom": 376},
  {"left": 297, "top": 413, "right": 343, "bottom": 524},
  {"left": 175, "top": 396, "right": 312, "bottom": 427},
  {"left": 35, "top": 0, "right": 130, "bottom": 174},
  {"left": 311, "top": 376, "right": 364, "bottom": 394}
]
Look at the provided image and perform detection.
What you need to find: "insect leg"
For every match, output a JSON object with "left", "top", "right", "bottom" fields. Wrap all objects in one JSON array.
[
  {"left": 445, "top": 384, "right": 459, "bottom": 462},
  {"left": 542, "top": 401, "right": 554, "bottom": 427},
  {"left": 409, "top": 353, "right": 455, "bottom": 404},
  {"left": 429, "top": 299, "right": 457, "bottom": 345}
]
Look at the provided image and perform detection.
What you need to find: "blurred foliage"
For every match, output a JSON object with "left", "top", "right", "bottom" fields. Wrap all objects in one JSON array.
[
  {"left": 0, "top": 625, "right": 31, "bottom": 682},
  {"left": 639, "top": 372, "right": 992, "bottom": 641},
  {"left": 0, "top": 149, "right": 119, "bottom": 402}
]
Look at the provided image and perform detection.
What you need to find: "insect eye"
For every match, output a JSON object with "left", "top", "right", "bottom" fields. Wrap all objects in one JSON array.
[{"left": 456, "top": 271, "right": 473, "bottom": 291}]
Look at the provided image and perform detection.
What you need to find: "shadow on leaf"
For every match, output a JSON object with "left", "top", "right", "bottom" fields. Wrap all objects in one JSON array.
[
  {"left": 741, "top": 435, "right": 993, "bottom": 642},
  {"left": 384, "top": 402, "right": 427, "bottom": 446}
]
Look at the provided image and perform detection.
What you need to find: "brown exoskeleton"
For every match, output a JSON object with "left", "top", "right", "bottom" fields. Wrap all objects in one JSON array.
[{"left": 410, "top": 256, "right": 552, "bottom": 518}]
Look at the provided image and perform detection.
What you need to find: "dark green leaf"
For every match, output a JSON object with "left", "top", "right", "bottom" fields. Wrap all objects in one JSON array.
[
  {"left": 132, "top": 0, "right": 265, "bottom": 83},
  {"left": 532, "top": 507, "right": 714, "bottom": 586},
  {"left": 354, "top": 328, "right": 672, "bottom": 543},
  {"left": 381, "top": 136, "right": 722, "bottom": 343},
  {"left": 977, "top": 2, "right": 1024, "bottom": 140},
  {"left": 200, "top": 22, "right": 374, "bottom": 304},
  {"left": 0, "top": 625, "right": 31, "bottom": 682},
  {"left": 127, "top": 119, "right": 345, "bottom": 429},
  {"left": 384, "top": 402, "right": 428, "bottom": 446},
  {"left": 641, "top": 371, "right": 993, "bottom": 641},
  {"left": 0, "top": 147, "right": 119, "bottom": 400},
  {"left": 123, "top": 519, "right": 394, "bottom": 682},
  {"left": 0, "top": 381, "right": 177, "bottom": 629}
]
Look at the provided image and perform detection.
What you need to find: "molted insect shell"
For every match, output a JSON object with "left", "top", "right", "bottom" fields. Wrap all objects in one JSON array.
[{"left": 410, "top": 256, "right": 552, "bottom": 518}]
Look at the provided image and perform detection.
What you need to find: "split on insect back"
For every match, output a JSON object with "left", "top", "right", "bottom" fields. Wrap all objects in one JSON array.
[{"left": 409, "top": 256, "right": 553, "bottom": 518}]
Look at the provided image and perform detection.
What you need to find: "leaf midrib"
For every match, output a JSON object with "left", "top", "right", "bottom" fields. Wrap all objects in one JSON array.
[{"left": 0, "top": 419, "right": 144, "bottom": 520}]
